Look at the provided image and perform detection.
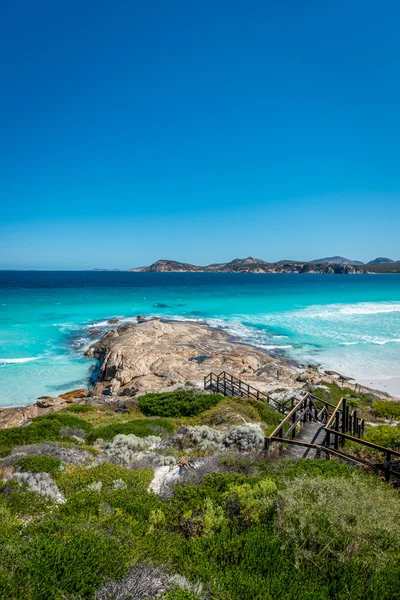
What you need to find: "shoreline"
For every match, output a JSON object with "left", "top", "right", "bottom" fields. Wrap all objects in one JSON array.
[{"left": 1, "top": 315, "right": 399, "bottom": 423}]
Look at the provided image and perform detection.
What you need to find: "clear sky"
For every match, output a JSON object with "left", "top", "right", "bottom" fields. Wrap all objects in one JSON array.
[{"left": 1, "top": 0, "right": 399, "bottom": 269}]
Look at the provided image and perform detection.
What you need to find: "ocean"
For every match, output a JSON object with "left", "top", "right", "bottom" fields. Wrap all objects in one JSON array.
[{"left": 1, "top": 271, "right": 400, "bottom": 407}]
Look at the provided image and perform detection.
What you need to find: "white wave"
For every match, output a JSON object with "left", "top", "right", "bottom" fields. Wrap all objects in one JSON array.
[
  {"left": 370, "top": 338, "right": 400, "bottom": 346},
  {"left": 0, "top": 356, "right": 41, "bottom": 365},
  {"left": 296, "top": 302, "right": 400, "bottom": 319}
]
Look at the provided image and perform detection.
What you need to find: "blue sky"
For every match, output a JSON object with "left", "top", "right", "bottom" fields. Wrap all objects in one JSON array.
[{"left": 1, "top": 0, "right": 399, "bottom": 269}]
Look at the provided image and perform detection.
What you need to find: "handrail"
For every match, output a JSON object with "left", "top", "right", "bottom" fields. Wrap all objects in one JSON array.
[
  {"left": 204, "top": 371, "right": 284, "bottom": 409},
  {"left": 306, "top": 392, "right": 337, "bottom": 410},
  {"left": 268, "top": 437, "right": 318, "bottom": 449},
  {"left": 267, "top": 393, "right": 309, "bottom": 439},
  {"left": 325, "top": 397, "right": 344, "bottom": 429},
  {"left": 325, "top": 429, "right": 400, "bottom": 457}
]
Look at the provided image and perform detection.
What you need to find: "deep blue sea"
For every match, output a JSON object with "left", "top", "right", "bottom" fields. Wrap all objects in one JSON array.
[{"left": 1, "top": 271, "right": 400, "bottom": 407}]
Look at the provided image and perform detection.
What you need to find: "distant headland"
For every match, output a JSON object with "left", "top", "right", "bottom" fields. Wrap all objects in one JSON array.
[{"left": 119, "top": 256, "right": 400, "bottom": 274}]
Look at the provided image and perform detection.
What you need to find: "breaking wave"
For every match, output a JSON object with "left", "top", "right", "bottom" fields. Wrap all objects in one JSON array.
[{"left": 0, "top": 356, "right": 42, "bottom": 365}]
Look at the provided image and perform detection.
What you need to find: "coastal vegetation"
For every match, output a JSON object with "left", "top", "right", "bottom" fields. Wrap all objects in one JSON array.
[{"left": 1, "top": 389, "right": 400, "bottom": 599}]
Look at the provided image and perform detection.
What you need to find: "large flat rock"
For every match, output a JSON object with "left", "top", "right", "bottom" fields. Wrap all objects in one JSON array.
[{"left": 88, "top": 318, "right": 301, "bottom": 397}]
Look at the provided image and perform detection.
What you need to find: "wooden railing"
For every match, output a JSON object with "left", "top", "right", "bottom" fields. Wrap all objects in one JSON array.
[
  {"left": 266, "top": 393, "right": 400, "bottom": 483},
  {"left": 203, "top": 371, "right": 287, "bottom": 413},
  {"left": 324, "top": 397, "right": 365, "bottom": 450},
  {"left": 205, "top": 375, "right": 400, "bottom": 484},
  {"left": 321, "top": 398, "right": 400, "bottom": 482},
  {"left": 266, "top": 392, "right": 331, "bottom": 452}
]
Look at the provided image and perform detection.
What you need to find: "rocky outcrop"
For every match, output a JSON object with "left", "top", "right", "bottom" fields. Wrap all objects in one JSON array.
[
  {"left": 0, "top": 389, "right": 89, "bottom": 429},
  {"left": 87, "top": 318, "right": 301, "bottom": 398}
]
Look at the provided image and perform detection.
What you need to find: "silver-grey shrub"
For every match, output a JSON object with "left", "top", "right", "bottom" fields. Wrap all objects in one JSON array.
[
  {"left": 3, "top": 442, "right": 91, "bottom": 466},
  {"left": 152, "top": 454, "right": 176, "bottom": 467},
  {"left": 13, "top": 472, "right": 66, "bottom": 504},
  {"left": 95, "top": 562, "right": 201, "bottom": 600},
  {"left": 94, "top": 563, "right": 171, "bottom": 599},
  {"left": 103, "top": 434, "right": 161, "bottom": 466},
  {"left": 179, "top": 425, "right": 224, "bottom": 451},
  {"left": 223, "top": 424, "right": 265, "bottom": 451}
]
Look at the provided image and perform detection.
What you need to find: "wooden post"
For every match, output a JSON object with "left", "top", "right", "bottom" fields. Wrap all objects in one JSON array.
[
  {"left": 291, "top": 411, "right": 296, "bottom": 439},
  {"left": 326, "top": 430, "right": 331, "bottom": 451},
  {"left": 353, "top": 414, "right": 358, "bottom": 436},
  {"left": 341, "top": 399, "right": 347, "bottom": 434},
  {"left": 334, "top": 412, "right": 340, "bottom": 449}
]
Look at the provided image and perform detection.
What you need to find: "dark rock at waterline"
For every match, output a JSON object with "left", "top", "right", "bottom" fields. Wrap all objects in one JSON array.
[
  {"left": 107, "top": 318, "right": 120, "bottom": 324},
  {"left": 88, "top": 328, "right": 104, "bottom": 339},
  {"left": 59, "top": 388, "right": 87, "bottom": 401}
]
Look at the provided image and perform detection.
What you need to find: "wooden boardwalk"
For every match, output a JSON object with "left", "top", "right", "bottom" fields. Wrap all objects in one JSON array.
[{"left": 283, "top": 422, "right": 326, "bottom": 459}]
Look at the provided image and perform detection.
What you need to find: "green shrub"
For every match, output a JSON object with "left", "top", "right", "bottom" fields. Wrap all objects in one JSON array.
[
  {"left": 56, "top": 463, "right": 153, "bottom": 497},
  {"left": 139, "top": 390, "right": 224, "bottom": 418},
  {"left": 21, "top": 529, "right": 128, "bottom": 599},
  {"left": 312, "top": 382, "right": 374, "bottom": 407},
  {"left": 14, "top": 454, "right": 62, "bottom": 476},
  {"left": 0, "top": 414, "right": 93, "bottom": 456},
  {"left": 87, "top": 418, "right": 174, "bottom": 442},
  {"left": 255, "top": 458, "right": 358, "bottom": 482},
  {"left": 0, "top": 480, "right": 54, "bottom": 516},
  {"left": 372, "top": 401, "right": 400, "bottom": 420},
  {"left": 62, "top": 404, "right": 95, "bottom": 414},
  {"left": 276, "top": 474, "right": 400, "bottom": 569},
  {"left": 362, "top": 424, "right": 400, "bottom": 450}
]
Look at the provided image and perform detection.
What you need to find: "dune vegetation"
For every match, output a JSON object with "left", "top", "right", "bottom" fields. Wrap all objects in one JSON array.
[{"left": 0, "top": 389, "right": 400, "bottom": 599}]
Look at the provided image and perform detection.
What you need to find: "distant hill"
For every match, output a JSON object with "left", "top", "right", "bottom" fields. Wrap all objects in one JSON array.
[
  {"left": 367, "top": 257, "right": 395, "bottom": 265},
  {"left": 129, "top": 258, "right": 366, "bottom": 274},
  {"left": 129, "top": 260, "right": 202, "bottom": 272},
  {"left": 365, "top": 261, "right": 400, "bottom": 273},
  {"left": 125, "top": 256, "right": 400, "bottom": 274},
  {"left": 312, "top": 256, "right": 364, "bottom": 266}
]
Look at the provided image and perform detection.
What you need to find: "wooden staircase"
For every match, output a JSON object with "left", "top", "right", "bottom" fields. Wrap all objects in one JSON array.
[{"left": 204, "top": 371, "right": 400, "bottom": 484}]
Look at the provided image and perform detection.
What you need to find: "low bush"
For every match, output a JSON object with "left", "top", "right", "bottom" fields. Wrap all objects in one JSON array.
[
  {"left": 56, "top": 463, "right": 153, "bottom": 497},
  {"left": 0, "top": 414, "right": 93, "bottom": 456},
  {"left": 0, "top": 480, "right": 55, "bottom": 516},
  {"left": 103, "top": 433, "right": 161, "bottom": 466},
  {"left": 87, "top": 418, "right": 174, "bottom": 443},
  {"left": 276, "top": 474, "right": 400, "bottom": 569},
  {"left": 361, "top": 424, "right": 400, "bottom": 451},
  {"left": 14, "top": 454, "right": 62, "bottom": 476},
  {"left": 312, "top": 382, "right": 375, "bottom": 407},
  {"left": 139, "top": 391, "right": 224, "bottom": 418},
  {"left": 3, "top": 442, "right": 92, "bottom": 466},
  {"left": 372, "top": 401, "right": 400, "bottom": 420},
  {"left": 63, "top": 404, "right": 96, "bottom": 413},
  {"left": 12, "top": 471, "right": 66, "bottom": 504}
]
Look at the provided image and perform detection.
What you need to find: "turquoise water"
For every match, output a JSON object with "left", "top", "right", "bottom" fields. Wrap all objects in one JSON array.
[{"left": 1, "top": 271, "right": 400, "bottom": 407}]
